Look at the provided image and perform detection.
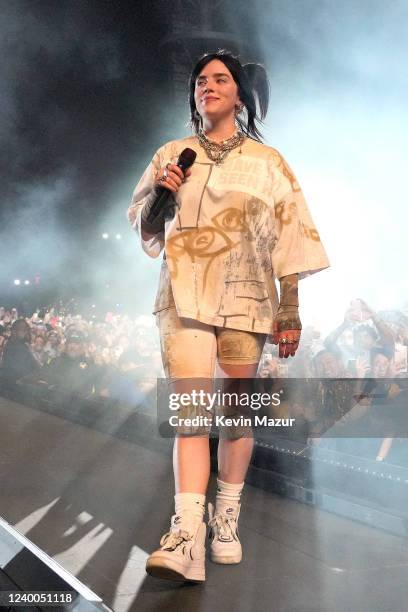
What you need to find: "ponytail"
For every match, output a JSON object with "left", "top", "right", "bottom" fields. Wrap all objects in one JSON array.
[{"left": 243, "top": 63, "right": 270, "bottom": 121}]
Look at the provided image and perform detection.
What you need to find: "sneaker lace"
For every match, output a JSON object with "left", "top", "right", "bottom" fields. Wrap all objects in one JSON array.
[
  {"left": 159, "top": 529, "right": 192, "bottom": 551},
  {"left": 208, "top": 512, "right": 238, "bottom": 542}
]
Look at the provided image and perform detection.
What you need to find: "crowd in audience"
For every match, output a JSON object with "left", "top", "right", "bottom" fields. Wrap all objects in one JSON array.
[
  {"left": 259, "top": 298, "right": 408, "bottom": 380},
  {"left": 0, "top": 304, "right": 162, "bottom": 405},
  {"left": 1, "top": 298, "right": 407, "bottom": 465}
]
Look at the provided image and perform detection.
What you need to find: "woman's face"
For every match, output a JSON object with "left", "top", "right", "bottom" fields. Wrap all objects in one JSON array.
[
  {"left": 194, "top": 59, "right": 241, "bottom": 124},
  {"left": 372, "top": 353, "right": 391, "bottom": 378}
]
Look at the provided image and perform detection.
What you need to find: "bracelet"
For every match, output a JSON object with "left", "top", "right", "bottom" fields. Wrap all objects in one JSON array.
[{"left": 277, "top": 319, "right": 302, "bottom": 332}]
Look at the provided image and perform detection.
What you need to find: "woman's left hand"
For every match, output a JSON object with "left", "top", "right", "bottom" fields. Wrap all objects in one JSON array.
[{"left": 272, "top": 306, "right": 302, "bottom": 358}]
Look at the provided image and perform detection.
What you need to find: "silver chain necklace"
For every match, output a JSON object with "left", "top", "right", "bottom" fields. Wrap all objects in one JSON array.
[{"left": 197, "top": 130, "right": 245, "bottom": 165}]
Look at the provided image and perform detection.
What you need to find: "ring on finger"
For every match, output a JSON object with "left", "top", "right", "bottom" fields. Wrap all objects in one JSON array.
[{"left": 159, "top": 168, "right": 168, "bottom": 182}]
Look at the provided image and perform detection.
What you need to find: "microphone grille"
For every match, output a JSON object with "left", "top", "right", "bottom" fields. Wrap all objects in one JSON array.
[{"left": 178, "top": 148, "right": 197, "bottom": 171}]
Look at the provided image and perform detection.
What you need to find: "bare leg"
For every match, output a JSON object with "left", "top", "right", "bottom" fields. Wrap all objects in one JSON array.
[
  {"left": 169, "top": 375, "right": 214, "bottom": 495},
  {"left": 217, "top": 363, "right": 258, "bottom": 483},
  {"left": 173, "top": 435, "right": 210, "bottom": 493}
]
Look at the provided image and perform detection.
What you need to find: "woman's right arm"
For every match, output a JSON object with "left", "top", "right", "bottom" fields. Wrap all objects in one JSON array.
[
  {"left": 127, "top": 147, "right": 190, "bottom": 257},
  {"left": 127, "top": 150, "right": 165, "bottom": 258}
]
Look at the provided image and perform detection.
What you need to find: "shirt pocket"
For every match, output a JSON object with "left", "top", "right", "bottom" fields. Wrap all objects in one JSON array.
[{"left": 218, "top": 280, "right": 270, "bottom": 317}]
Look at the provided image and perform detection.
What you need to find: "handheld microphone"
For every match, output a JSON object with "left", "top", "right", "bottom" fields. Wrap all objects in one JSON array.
[
  {"left": 176, "top": 147, "right": 197, "bottom": 173},
  {"left": 147, "top": 148, "right": 197, "bottom": 220}
]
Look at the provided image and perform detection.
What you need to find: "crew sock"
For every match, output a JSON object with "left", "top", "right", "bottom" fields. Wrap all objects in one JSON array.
[
  {"left": 174, "top": 492, "right": 206, "bottom": 534},
  {"left": 215, "top": 478, "right": 244, "bottom": 519}
]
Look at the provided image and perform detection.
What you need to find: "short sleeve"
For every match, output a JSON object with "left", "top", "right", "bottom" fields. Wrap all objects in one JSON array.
[
  {"left": 127, "top": 148, "right": 165, "bottom": 258},
  {"left": 270, "top": 152, "right": 330, "bottom": 280}
]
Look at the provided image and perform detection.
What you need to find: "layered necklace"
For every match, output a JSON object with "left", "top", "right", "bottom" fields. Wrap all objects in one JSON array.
[{"left": 197, "top": 129, "right": 245, "bottom": 165}]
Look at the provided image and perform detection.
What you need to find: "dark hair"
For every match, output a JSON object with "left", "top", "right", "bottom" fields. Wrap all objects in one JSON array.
[
  {"left": 312, "top": 348, "right": 344, "bottom": 377},
  {"left": 189, "top": 49, "right": 270, "bottom": 142},
  {"left": 353, "top": 324, "right": 377, "bottom": 342},
  {"left": 313, "top": 348, "right": 343, "bottom": 364},
  {"left": 370, "top": 346, "right": 393, "bottom": 364},
  {"left": 10, "top": 318, "right": 31, "bottom": 343}
]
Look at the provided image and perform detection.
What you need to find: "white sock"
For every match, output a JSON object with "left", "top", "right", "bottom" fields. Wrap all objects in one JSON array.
[
  {"left": 215, "top": 478, "right": 244, "bottom": 519},
  {"left": 174, "top": 492, "right": 206, "bottom": 533}
]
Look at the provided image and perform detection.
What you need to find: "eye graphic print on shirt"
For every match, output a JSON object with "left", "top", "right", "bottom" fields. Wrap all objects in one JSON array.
[
  {"left": 130, "top": 139, "right": 329, "bottom": 330},
  {"left": 166, "top": 224, "right": 238, "bottom": 281},
  {"left": 164, "top": 155, "right": 281, "bottom": 326},
  {"left": 166, "top": 188, "right": 275, "bottom": 325}
]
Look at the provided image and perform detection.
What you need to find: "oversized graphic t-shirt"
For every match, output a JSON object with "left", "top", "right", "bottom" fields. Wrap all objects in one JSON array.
[{"left": 128, "top": 136, "right": 330, "bottom": 334}]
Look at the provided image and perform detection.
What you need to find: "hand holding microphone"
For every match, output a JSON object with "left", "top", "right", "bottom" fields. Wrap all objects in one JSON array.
[
  {"left": 141, "top": 148, "right": 196, "bottom": 235},
  {"left": 156, "top": 163, "right": 192, "bottom": 192}
]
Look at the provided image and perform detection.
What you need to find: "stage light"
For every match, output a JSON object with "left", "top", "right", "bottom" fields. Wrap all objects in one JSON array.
[
  {"left": 24, "top": 280, "right": 30, "bottom": 285},
  {"left": 115, "top": 233, "right": 122, "bottom": 240},
  {"left": 102, "top": 233, "right": 109, "bottom": 239},
  {"left": 14, "top": 279, "right": 21, "bottom": 286}
]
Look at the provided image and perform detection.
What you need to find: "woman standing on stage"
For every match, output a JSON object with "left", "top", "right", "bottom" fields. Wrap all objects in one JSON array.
[{"left": 128, "top": 50, "right": 329, "bottom": 582}]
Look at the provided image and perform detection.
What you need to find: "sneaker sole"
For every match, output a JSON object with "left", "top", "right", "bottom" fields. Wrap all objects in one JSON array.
[
  {"left": 146, "top": 556, "right": 205, "bottom": 583},
  {"left": 210, "top": 553, "right": 242, "bottom": 564}
]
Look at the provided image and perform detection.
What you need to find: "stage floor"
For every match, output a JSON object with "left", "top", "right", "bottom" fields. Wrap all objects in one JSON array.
[{"left": 0, "top": 396, "right": 407, "bottom": 612}]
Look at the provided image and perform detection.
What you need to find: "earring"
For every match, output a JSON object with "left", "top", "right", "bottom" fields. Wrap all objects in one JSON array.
[{"left": 235, "top": 104, "right": 244, "bottom": 115}]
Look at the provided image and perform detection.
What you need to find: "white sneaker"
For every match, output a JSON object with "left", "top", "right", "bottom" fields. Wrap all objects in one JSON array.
[
  {"left": 145, "top": 514, "right": 206, "bottom": 582},
  {"left": 208, "top": 502, "right": 242, "bottom": 564}
]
